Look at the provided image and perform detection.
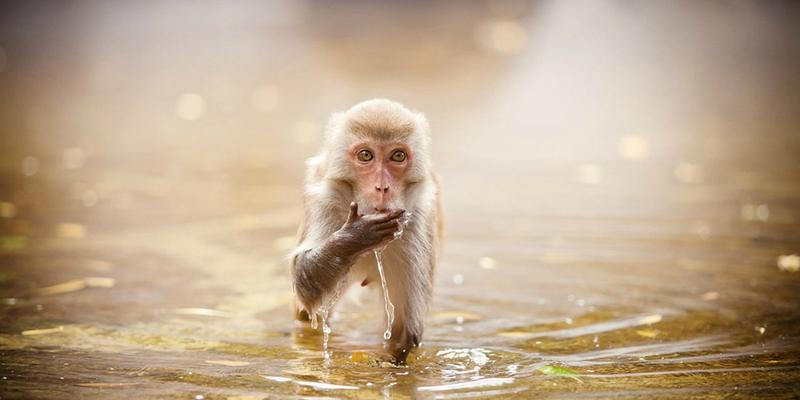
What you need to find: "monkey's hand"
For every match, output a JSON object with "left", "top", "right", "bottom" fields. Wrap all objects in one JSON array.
[{"left": 333, "top": 202, "right": 405, "bottom": 257}]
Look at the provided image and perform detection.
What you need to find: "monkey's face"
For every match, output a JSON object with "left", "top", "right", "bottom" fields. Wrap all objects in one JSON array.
[{"left": 348, "top": 140, "right": 411, "bottom": 213}]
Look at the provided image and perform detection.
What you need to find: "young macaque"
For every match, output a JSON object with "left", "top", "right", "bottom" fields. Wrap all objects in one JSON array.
[{"left": 290, "top": 99, "right": 443, "bottom": 364}]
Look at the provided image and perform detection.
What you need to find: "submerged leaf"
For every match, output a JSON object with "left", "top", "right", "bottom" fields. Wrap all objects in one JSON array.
[{"left": 537, "top": 365, "right": 583, "bottom": 383}]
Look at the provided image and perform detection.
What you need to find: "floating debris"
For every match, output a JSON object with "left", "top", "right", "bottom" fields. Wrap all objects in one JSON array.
[
  {"left": 755, "top": 326, "right": 766, "bottom": 335},
  {"left": 21, "top": 326, "right": 64, "bottom": 336},
  {"left": 205, "top": 360, "right": 251, "bottom": 367},
  {"left": 34, "top": 277, "right": 115, "bottom": 296},
  {"left": 777, "top": 254, "right": 799, "bottom": 272},
  {"left": 537, "top": 365, "right": 582, "bottom": 383},
  {"left": 636, "top": 328, "right": 659, "bottom": 338}
]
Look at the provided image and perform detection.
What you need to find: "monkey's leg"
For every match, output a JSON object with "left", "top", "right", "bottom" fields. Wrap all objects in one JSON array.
[{"left": 385, "top": 285, "right": 428, "bottom": 364}]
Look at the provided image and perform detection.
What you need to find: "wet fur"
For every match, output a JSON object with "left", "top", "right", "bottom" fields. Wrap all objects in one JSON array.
[{"left": 290, "top": 99, "right": 442, "bottom": 362}]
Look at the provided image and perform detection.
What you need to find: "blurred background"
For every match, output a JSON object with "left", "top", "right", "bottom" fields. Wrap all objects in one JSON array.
[{"left": 1, "top": 1, "right": 799, "bottom": 399}]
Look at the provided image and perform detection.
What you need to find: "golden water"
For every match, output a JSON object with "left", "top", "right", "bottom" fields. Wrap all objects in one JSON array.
[{"left": 1, "top": 2, "right": 799, "bottom": 398}]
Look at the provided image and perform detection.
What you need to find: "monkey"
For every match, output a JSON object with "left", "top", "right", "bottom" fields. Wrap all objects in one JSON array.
[{"left": 290, "top": 99, "right": 443, "bottom": 364}]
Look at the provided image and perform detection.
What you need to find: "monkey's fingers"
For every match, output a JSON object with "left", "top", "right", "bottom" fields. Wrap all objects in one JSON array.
[
  {"left": 373, "top": 219, "right": 404, "bottom": 231},
  {"left": 371, "top": 209, "right": 405, "bottom": 223},
  {"left": 374, "top": 228, "right": 402, "bottom": 244},
  {"left": 345, "top": 202, "right": 359, "bottom": 224}
]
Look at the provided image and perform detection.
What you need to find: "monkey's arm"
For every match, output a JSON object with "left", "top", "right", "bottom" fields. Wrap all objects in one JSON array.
[
  {"left": 292, "top": 231, "right": 360, "bottom": 311},
  {"left": 292, "top": 202, "right": 405, "bottom": 312}
]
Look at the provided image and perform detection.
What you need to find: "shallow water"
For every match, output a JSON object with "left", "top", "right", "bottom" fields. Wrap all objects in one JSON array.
[
  {"left": 1, "top": 1, "right": 800, "bottom": 398},
  {"left": 1, "top": 160, "right": 798, "bottom": 399}
]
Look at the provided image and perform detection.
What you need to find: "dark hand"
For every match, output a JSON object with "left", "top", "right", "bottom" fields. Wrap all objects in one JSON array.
[{"left": 334, "top": 202, "right": 405, "bottom": 256}]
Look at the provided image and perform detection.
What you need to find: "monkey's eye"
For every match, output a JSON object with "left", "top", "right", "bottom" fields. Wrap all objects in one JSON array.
[
  {"left": 390, "top": 150, "right": 407, "bottom": 162},
  {"left": 357, "top": 149, "right": 373, "bottom": 162}
]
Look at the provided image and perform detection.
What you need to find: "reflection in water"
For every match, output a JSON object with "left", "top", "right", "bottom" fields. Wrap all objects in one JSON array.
[{"left": 1, "top": 0, "right": 800, "bottom": 398}]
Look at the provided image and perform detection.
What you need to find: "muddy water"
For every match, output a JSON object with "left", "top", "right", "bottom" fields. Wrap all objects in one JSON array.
[{"left": 2, "top": 1, "right": 800, "bottom": 399}]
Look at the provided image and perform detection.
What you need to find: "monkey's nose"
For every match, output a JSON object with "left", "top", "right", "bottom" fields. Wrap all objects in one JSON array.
[{"left": 375, "top": 185, "right": 389, "bottom": 193}]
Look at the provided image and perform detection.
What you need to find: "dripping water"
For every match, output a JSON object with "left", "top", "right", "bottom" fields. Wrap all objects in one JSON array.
[
  {"left": 374, "top": 249, "right": 395, "bottom": 341},
  {"left": 313, "top": 278, "right": 346, "bottom": 364},
  {"left": 375, "top": 212, "right": 412, "bottom": 341}
]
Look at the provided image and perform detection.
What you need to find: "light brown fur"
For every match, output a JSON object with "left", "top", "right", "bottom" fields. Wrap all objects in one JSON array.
[{"left": 290, "top": 99, "right": 442, "bottom": 363}]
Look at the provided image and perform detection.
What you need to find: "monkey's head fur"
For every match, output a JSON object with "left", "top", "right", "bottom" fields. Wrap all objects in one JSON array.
[{"left": 316, "top": 99, "right": 432, "bottom": 213}]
